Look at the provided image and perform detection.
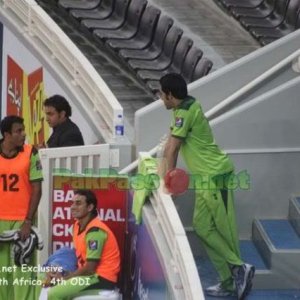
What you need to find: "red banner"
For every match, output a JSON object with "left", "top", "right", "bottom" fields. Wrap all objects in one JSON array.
[{"left": 7, "top": 55, "right": 23, "bottom": 116}]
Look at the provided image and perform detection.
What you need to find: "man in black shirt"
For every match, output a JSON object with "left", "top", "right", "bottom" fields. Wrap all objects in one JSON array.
[{"left": 43, "top": 95, "right": 84, "bottom": 148}]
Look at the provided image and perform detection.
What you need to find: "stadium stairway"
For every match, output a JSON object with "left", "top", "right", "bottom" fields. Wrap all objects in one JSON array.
[
  {"left": 196, "top": 195, "right": 300, "bottom": 299},
  {"left": 36, "top": 0, "right": 259, "bottom": 127},
  {"left": 149, "top": 0, "right": 260, "bottom": 65}
]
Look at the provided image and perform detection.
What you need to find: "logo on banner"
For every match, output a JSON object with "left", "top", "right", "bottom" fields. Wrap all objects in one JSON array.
[{"left": 6, "top": 55, "right": 50, "bottom": 145}]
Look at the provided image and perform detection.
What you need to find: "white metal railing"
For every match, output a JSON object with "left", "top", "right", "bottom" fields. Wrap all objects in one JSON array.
[
  {"left": 151, "top": 189, "right": 204, "bottom": 300},
  {"left": 119, "top": 134, "right": 167, "bottom": 174},
  {"left": 38, "top": 144, "right": 110, "bottom": 263},
  {"left": 120, "top": 48, "right": 300, "bottom": 173},
  {"left": 118, "top": 50, "right": 300, "bottom": 298},
  {"left": 119, "top": 143, "right": 159, "bottom": 174},
  {"left": 137, "top": 152, "right": 204, "bottom": 300},
  {"left": 292, "top": 54, "right": 300, "bottom": 72},
  {"left": 205, "top": 48, "right": 300, "bottom": 120},
  {"left": 1, "top": 0, "right": 123, "bottom": 140}
]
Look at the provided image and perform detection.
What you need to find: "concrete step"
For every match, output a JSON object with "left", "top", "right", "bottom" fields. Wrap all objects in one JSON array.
[
  {"left": 289, "top": 196, "right": 300, "bottom": 236},
  {"left": 253, "top": 219, "right": 300, "bottom": 289},
  {"left": 240, "top": 240, "right": 267, "bottom": 270},
  {"left": 240, "top": 240, "right": 273, "bottom": 289},
  {"left": 193, "top": 232, "right": 300, "bottom": 296}
]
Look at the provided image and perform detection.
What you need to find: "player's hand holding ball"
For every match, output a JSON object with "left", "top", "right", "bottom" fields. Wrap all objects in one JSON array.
[{"left": 164, "top": 168, "right": 189, "bottom": 195}]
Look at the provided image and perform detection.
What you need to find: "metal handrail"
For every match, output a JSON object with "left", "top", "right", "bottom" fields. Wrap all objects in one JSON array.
[
  {"left": 119, "top": 143, "right": 159, "bottom": 174},
  {"left": 206, "top": 48, "right": 300, "bottom": 120},
  {"left": 119, "top": 49, "right": 300, "bottom": 174}
]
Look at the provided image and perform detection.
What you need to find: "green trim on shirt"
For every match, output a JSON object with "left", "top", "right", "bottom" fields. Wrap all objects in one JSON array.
[
  {"left": 85, "top": 228, "right": 107, "bottom": 261},
  {"left": 29, "top": 150, "right": 43, "bottom": 181},
  {"left": 177, "top": 96, "right": 196, "bottom": 110}
]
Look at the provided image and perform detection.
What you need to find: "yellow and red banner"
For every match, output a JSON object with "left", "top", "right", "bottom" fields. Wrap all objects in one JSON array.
[{"left": 6, "top": 55, "right": 49, "bottom": 145}]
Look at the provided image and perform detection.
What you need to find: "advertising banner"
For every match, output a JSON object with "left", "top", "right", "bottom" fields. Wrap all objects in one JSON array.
[
  {"left": 126, "top": 193, "right": 168, "bottom": 300},
  {"left": 0, "top": 22, "right": 3, "bottom": 117},
  {"left": 1, "top": 26, "right": 98, "bottom": 144},
  {"left": 6, "top": 55, "right": 49, "bottom": 145},
  {"left": 51, "top": 175, "right": 128, "bottom": 262}
]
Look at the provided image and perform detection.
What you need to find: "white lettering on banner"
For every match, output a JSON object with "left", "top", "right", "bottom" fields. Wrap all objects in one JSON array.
[
  {"left": 53, "top": 190, "right": 74, "bottom": 202},
  {"left": 98, "top": 209, "right": 125, "bottom": 222},
  {"left": 53, "top": 190, "right": 64, "bottom": 202},
  {"left": 53, "top": 241, "right": 74, "bottom": 252},
  {"left": 53, "top": 224, "right": 73, "bottom": 237},
  {"left": 53, "top": 207, "right": 71, "bottom": 220},
  {"left": 7, "top": 78, "right": 22, "bottom": 115},
  {"left": 138, "top": 268, "right": 149, "bottom": 300}
]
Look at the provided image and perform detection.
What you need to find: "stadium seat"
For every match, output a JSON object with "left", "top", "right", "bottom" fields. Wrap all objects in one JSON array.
[
  {"left": 58, "top": 0, "right": 101, "bottom": 10},
  {"left": 70, "top": 0, "right": 115, "bottom": 21},
  {"left": 191, "top": 58, "right": 213, "bottom": 81},
  {"left": 145, "top": 53, "right": 211, "bottom": 93},
  {"left": 93, "top": 0, "right": 147, "bottom": 41},
  {"left": 219, "top": 0, "right": 264, "bottom": 9},
  {"left": 231, "top": 0, "right": 277, "bottom": 19},
  {"left": 127, "top": 26, "right": 183, "bottom": 71},
  {"left": 255, "top": 2, "right": 300, "bottom": 40},
  {"left": 181, "top": 47, "right": 203, "bottom": 83},
  {"left": 136, "top": 36, "right": 193, "bottom": 81},
  {"left": 105, "top": 6, "right": 161, "bottom": 51},
  {"left": 259, "top": 36, "right": 278, "bottom": 44},
  {"left": 118, "top": 15, "right": 173, "bottom": 61},
  {"left": 145, "top": 80, "right": 160, "bottom": 92},
  {"left": 81, "top": 0, "right": 131, "bottom": 31},
  {"left": 240, "top": 0, "right": 290, "bottom": 29}
]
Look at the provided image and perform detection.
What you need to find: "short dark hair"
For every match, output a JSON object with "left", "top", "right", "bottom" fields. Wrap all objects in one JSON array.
[
  {"left": 43, "top": 95, "right": 72, "bottom": 117},
  {"left": 159, "top": 73, "right": 188, "bottom": 100},
  {"left": 0, "top": 115, "right": 24, "bottom": 136},
  {"left": 74, "top": 189, "right": 98, "bottom": 217}
]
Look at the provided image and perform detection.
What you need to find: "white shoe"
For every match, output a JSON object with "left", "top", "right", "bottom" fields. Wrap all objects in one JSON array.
[{"left": 205, "top": 282, "right": 236, "bottom": 297}]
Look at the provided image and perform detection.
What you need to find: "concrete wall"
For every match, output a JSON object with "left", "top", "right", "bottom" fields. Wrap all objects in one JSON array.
[
  {"left": 135, "top": 30, "right": 300, "bottom": 155},
  {"left": 175, "top": 76, "right": 300, "bottom": 238},
  {"left": 135, "top": 31, "right": 300, "bottom": 238}
]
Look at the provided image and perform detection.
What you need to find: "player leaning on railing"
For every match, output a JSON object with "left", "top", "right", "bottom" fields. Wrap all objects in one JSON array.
[{"left": 160, "top": 73, "right": 255, "bottom": 299}]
